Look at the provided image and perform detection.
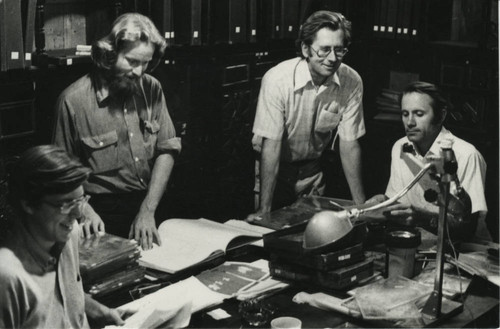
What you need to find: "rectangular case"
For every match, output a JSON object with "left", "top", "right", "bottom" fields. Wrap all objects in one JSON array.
[
  {"left": 270, "top": 258, "right": 374, "bottom": 290},
  {"left": 270, "top": 243, "right": 365, "bottom": 271},
  {"left": 79, "top": 233, "right": 139, "bottom": 275}
]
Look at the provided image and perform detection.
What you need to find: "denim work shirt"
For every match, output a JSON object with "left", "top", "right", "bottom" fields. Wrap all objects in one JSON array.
[{"left": 53, "top": 71, "right": 182, "bottom": 194}]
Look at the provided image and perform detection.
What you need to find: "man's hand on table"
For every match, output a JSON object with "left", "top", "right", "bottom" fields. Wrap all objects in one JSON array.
[{"left": 129, "top": 209, "right": 161, "bottom": 250}]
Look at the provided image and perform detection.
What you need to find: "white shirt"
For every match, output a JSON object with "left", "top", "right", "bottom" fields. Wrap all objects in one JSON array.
[{"left": 386, "top": 127, "right": 487, "bottom": 215}]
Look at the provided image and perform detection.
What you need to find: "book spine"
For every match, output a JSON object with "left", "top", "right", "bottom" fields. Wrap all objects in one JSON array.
[{"left": 269, "top": 261, "right": 314, "bottom": 282}]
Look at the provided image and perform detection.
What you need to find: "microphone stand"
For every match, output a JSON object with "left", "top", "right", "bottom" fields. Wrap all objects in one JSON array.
[{"left": 421, "top": 145, "right": 464, "bottom": 325}]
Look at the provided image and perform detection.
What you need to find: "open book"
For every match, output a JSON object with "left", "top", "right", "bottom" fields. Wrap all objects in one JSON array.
[{"left": 139, "top": 218, "right": 273, "bottom": 273}]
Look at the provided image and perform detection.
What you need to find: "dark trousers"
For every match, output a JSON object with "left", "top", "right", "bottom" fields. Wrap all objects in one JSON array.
[
  {"left": 88, "top": 191, "right": 147, "bottom": 239},
  {"left": 272, "top": 159, "right": 323, "bottom": 210}
]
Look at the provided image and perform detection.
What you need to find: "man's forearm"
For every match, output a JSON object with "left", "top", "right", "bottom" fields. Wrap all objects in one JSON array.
[
  {"left": 85, "top": 294, "right": 109, "bottom": 319},
  {"left": 259, "top": 138, "right": 281, "bottom": 212},
  {"left": 140, "top": 153, "right": 175, "bottom": 214},
  {"left": 339, "top": 139, "right": 365, "bottom": 204},
  {"left": 412, "top": 208, "right": 478, "bottom": 241}
]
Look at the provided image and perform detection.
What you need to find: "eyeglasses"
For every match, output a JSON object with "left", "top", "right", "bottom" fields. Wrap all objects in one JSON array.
[
  {"left": 43, "top": 194, "right": 91, "bottom": 215},
  {"left": 310, "top": 46, "right": 349, "bottom": 59}
]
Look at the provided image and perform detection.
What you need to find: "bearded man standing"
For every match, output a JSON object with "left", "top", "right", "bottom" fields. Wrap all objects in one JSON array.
[{"left": 53, "top": 13, "right": 181, "bottom": 250}]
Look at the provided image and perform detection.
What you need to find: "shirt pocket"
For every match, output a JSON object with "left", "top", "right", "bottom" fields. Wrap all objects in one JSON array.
[
  {"left": 81, "top": 130, "right": 120, "bottom": 173},
  {"left": 316, "top": 109, "right": 341, "bottom": 134}
]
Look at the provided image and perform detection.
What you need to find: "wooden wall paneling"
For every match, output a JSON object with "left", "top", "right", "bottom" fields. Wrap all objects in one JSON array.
[{"left": 43, "top": 0, "right": 86, "bottom": 51}]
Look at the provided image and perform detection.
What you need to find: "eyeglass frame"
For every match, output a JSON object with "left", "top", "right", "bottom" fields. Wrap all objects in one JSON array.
[
  {"left": 42, "top": 194, "right": 91, "bottom": 215},
  {"left": 309, "top": 46, "right": 349, "bottom": 59}
]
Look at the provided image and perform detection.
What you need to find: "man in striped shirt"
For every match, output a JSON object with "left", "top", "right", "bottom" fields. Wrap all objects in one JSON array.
[{"left": 247, "top": 11, "right": 366, "bottom": 222}]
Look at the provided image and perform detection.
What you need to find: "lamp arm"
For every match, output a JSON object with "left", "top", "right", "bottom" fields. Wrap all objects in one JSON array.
[{"left": 349, "top": 163, "right": 434, "bottom": 218}]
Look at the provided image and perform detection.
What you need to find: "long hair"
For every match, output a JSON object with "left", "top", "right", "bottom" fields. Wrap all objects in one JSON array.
[
  {"left": 8, "top": 145, "right": 90, "bottom": 214},
  {"left": 91, "top": 13, "right": 166, "bottom": 73},
  {"left": 296, "top": 10, "right": 352, "bottom": 58}
]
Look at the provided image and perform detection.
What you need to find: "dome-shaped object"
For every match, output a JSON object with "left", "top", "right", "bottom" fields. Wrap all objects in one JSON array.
[{"left": 303, "top": 210, "right": 353, "bottom": 251}]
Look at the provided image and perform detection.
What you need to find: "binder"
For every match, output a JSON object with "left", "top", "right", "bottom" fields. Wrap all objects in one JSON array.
[
  {"left": 0, "top": 0, "right": 25, "bottom": 71},
  {"left": 378, "top": 0, "right": 388, "bottom": 38},
  {"left": 299, "top": 0, "right": 314, "bottom": 26},
  {"left": 21, "top": 0, "right": 36, "bottom": 67},
  {"left": 270, "top": 258, "right": 374, "bottom": 290},
  {"left": 173, "top": 0, "right": 204, "bottom": 46},
  {"left": 319, "top": 0, "right": 343, "bottom": 12},
  {"left": 427, "top": 0, "right": 454, "bottom": 41},
  {"left": 371, "top": 0, "right": 382, "bottom": 38},
  {"left": 262, "top": 0, "right": 281, "bottom": 40},
  {"left": 269, "top": 243, "right": 365, "bottom": 271},
  {"left": 212, "top": 0, "right": 247, "bottom": 44},
  {"left": 248, "top": 0, "right": 258, "bottom": 43},
  {"left": 410, "top": 0, "right": 422, "bottom": 40},
  {"left": 281, "top": 0, "right": 301, "bottom": 39},
  {"left": 385, "top": 0, "right": 399, "bottom": 39},
  {"left": 151, "top": 0, "right": 174, "bottom": 47},
  {"left": 396, "top": 0, "right": 412, "bottom": 40}
]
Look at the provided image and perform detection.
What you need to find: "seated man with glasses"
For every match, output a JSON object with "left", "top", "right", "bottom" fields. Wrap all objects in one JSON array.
[
  {"left": 247, "top": 11, "right": 366, "bottom": 222},
  {"left": 0, "top": 145, "right": 130, "bottom": 328}
]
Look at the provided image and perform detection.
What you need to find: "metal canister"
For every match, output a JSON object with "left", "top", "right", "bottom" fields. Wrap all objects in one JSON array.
[{"left": 385, "top": 228, "right": 421, "bottom": 278}]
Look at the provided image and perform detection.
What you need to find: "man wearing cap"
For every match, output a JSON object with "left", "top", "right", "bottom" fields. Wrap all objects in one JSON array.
[{"left": 0, "top": 145, "right": 130, "bottom": 328}]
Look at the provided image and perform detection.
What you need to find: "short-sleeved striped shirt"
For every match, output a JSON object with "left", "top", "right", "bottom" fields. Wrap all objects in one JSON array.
[{"left": 252, "top": 57, "right": 365, "bottom": 162}]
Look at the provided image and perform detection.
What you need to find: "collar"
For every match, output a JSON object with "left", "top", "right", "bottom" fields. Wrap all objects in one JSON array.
[
  {"left": 14, "top": 223, "right": 63, "bottom": 272},
  {"left": 93, "top": 72, "right": 111, "bottom": 104},
  {"left": 294, "top": 59, "right": 340, "bottom": 91},
  {"left": 427, "top": 127, "right": 453, "bottom": 157},
  {"left": 404, "top": 127, "right": 452, "bottom": 158}
]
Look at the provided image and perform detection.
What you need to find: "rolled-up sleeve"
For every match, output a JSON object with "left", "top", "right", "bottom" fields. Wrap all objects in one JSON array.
[
  {"left": 458, "top": 147, "right": 487, "bottom": 214},
  {"left": 338, "top": 75, "right": 365, "bottom": 141},
  {"left": 154, "top": 83, "right": 182, "bottom": 155},
  {"left": 252, "top": 70, "right": 286, "bottom": 141}
]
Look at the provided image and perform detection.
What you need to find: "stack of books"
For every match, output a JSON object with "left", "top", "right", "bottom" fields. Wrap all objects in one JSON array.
[
  {"left": 79, "top": 233, "right": 145, "bottom": 298},
  {"left": 373, "top": 88, "right": 402, "bottom": 122},
  {"left": 264, "top": 223, "right": 374, "bottom": 291}
]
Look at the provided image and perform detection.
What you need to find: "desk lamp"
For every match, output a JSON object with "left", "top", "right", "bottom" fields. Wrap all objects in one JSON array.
[{"left": 303, "top": 140, "right": 466, "bottom": 324}]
